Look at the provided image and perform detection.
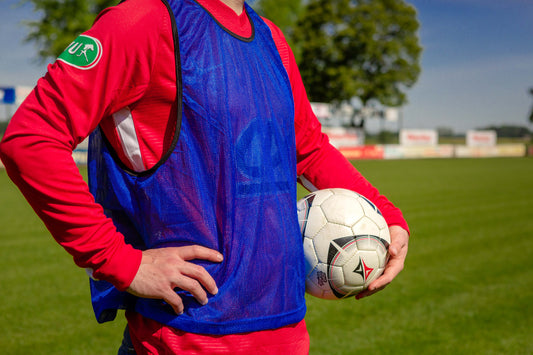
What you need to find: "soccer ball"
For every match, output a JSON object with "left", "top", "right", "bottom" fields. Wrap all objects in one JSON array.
[{"left": 297, "top": 188, "right": 391, "bottom": 299}]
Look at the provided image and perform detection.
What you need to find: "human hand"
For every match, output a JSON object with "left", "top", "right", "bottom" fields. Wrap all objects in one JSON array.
[
  {"left": 355, "top": 225, "right": 409, "bottom": 300},
  {"left": 127, "top": 245, "right": 223, "bottom": 314}
]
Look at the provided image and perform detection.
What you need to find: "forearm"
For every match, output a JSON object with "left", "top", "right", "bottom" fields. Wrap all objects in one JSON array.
[
  {"left": 0, "top": 3, "right": 167, "bottom": 289},
  {"left": 0, "top": 94, "right": 142, "bottom": 291},
  {"left": 297, "top": 138, "right": 409, "bottom": 232},
  {"left": 287, "top": 43, "right": 408, "bottom": 233}
]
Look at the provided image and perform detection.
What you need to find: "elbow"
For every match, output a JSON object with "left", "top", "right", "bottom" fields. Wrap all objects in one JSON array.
[
  {"left": 0, "top": 135, "right": 16, "bottom": 170},
  {"left": 0, "top": 132, "right": 34, "bottom": 174}
]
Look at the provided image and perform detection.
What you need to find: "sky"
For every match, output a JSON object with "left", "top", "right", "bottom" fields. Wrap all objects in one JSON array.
[{"left": 1, "top": 0, "right": 533, "bottom": 133}]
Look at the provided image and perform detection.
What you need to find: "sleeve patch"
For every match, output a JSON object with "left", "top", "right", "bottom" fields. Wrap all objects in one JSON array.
[{"left": 57, "top": 35, "right": 103, "bottom": 70}]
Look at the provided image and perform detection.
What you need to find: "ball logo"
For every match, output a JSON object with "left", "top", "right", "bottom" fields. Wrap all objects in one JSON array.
[
  {"left": 58, "top": 35, "right": 102, "bottom": 69},
  {"left": 353, "top": 258, "right": 374, "bottom": 281},
  {"left": 316, "top": 270, "right": 328, "bottom": 287},
  {"left": 326, "top": 235, "right": 388, "bottom": 298}
]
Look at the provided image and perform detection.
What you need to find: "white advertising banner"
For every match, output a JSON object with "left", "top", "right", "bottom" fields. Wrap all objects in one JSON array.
[
  {"left": 384, "top": 145, "right": 454, "bottom": 159},
  {"left": 466, "top": 130, "right": 496, "bottom": 147},
  {"left": 400, "top": 129, "right": 438, "bottom": 146},
  {"left": 322, "top": 126, "right": 365, "bottom": 147},
  {"left": 310, "top": 102, "right": 332, "bottom": 120},
  {"left": 455, "top": 144, "right": 525, "bottom": 158}
]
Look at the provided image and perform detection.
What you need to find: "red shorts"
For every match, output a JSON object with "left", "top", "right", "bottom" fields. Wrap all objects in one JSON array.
[{"left": 126, "top": 310, "right": 310, "bottom": 354}]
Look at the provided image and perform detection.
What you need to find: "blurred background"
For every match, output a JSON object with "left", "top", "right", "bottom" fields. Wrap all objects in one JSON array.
[
  {"left": 1, "top": 0, "right": 533, "bottom": 147},
  {"left": 0, "top": 1, "right": 532, "bottom": 354}
]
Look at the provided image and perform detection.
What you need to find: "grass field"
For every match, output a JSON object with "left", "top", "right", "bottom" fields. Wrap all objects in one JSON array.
[{"left": 1, "top": 157, "right": 532, "bottom": 354}]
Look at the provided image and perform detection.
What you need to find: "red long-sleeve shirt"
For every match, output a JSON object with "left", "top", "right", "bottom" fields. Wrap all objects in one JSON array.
[{"left": 0, "top": 0, "right": 408, "bottom": 291}]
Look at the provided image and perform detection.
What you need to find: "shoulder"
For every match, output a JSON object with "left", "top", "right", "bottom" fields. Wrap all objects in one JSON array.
[
  {"left": 93, "top": 0, "right": 169, "bottom": 31},
  {"left": 82, "top": 0, "right": 172, "bottom": 55},
  {"left": 69, "top": 0, "right": 173, "bottom": 76},
  {"left": 259, "top": 16, "right": 292, "bottom": 71},
  {"left": 42, "top": 0, "right": 175, "bottom": 125},
  {"left": 260, "top": 16, "right": 287, "bottom": 44}
]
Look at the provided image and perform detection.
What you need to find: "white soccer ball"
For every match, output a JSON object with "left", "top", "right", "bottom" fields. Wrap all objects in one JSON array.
[{"left": 297, "top": 188, "right": 391, "bottom": 299}]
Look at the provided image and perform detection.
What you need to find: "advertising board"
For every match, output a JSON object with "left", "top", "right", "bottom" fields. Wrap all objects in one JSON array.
[
  {"left": 400, "top": 129, "right": 438, "bottom": 146},
  {"left": 466, "top": 130, "right": 497, "bottom": 147}
]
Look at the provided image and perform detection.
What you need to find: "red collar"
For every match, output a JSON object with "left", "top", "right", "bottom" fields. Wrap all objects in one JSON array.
[{"left": 195, "top": 0, "right": 252, "bottom": 37}]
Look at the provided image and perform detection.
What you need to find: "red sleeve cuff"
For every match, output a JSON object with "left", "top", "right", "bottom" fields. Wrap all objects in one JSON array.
[
  {"left": 92, "top": 243, "right": 143, "bottom": 291},
  {"left": 382, "top": 212, "right": 410, "bottom": 236}
]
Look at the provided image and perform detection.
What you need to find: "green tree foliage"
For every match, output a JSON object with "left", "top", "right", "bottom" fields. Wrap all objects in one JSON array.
[
  {"left": 294, "top": 0, "right": 422, "bottom": 108},
  {"left": 480, "top": 125, "right": 531, "bottom": 138},
  {"left": 23, "top": 0, "right": 421, "bottom": 114},
  {"left": 25, "top": 0, "right": 303, "bottom": 62},
  {"left": 529, "top": 88, "right": 533, "bottom": 123},
  {"left": 23, "top": 0, "right": 117, "bottom": 62}
]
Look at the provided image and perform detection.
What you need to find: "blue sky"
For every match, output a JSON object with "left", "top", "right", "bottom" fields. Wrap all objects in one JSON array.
[
  {"left": 1, "top": 0, "right": 533, "bottom": 133},
  {"left": 402, "top": 0, "right": 533, "bottom": 133}
]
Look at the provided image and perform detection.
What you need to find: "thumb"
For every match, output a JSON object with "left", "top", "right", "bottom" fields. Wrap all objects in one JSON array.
[{"left": 389, "top": 243, "right": 399, "bottom": 256}]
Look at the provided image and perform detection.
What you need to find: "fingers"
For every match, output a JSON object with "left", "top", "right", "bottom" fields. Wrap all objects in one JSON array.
[
  {"left": 355, "top": 226, "right": 409, "bottom": 300},
  {"left": 354, "top": 272, "right": 393, "bottom": 300},
  {"left": 163, "top": 245, "right": 222, "bottom": 296},
  {"left": 173, "top": 261, "right": 218, "bottom": 301},
  {"left": 357, "top": 257, "right": 402, "bottom": 299},
  {"left": 128, "top": 245, "right": 223, "bottom": 314},
  {"left": 355, "top": 284, "right": 386, "bottom": 300},
  {"left": 173, "top": 244, "right": 224, "bottom": 264},
  {"left": 162, "top": 289, "right": 185, "bottom": 315},
  {"left": 389, "top": 225, "right": 409, "bottom": 254}
]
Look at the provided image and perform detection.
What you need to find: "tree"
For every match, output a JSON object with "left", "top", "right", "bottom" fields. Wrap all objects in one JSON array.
[
  {"left": 294, "top": 0, "right": 422, "bottom": 123},
  {"left": 23, "top": 0, "right": 117, "bottom": 62},
  {"left": 25, "top": 0, "right": 303, "bottom": 62},
  {"left": 529, "top": 88, "right": 533, "bottom": 124},
  {"left": 480, "top": 125, "right": 531, "bottom": 139}
]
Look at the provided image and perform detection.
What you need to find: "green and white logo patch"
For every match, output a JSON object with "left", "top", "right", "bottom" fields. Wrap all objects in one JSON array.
[{"left": 58, "top": 35, "right": 102, "bottom": 69}]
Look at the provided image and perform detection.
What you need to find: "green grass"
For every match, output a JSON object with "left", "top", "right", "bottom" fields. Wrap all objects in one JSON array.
[
  {"left": 0, "top": 169, "right": 126, "bottom": 354},
  {"left": 1, "top": 158, "right": 532, "bottom": 354},
  {"left": 303, "top": 158, "right": 533, "bottom": 355}
]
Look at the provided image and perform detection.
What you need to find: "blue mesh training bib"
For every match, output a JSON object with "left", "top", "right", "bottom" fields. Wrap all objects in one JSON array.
[{"left": 88, "top": 0, "right": 306, "bottom": 335}]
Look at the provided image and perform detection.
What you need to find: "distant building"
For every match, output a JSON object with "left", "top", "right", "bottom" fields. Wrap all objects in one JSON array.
[{"left": 0, "top": 86, "right": 33, "bottom": 121}]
